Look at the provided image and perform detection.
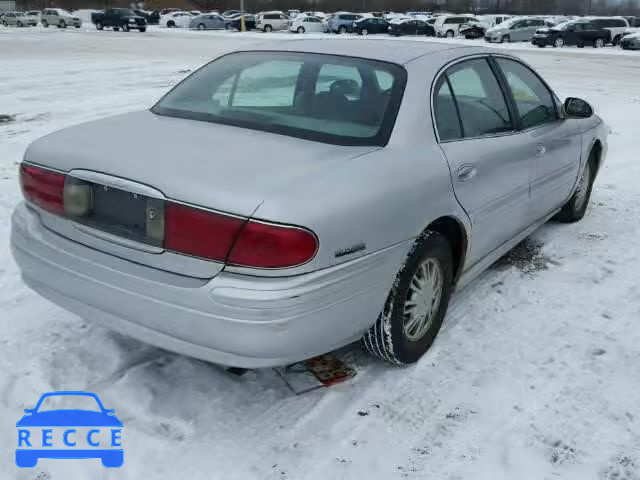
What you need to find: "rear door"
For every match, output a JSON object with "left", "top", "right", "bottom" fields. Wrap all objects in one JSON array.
[
  {"left": 493, "top": 57, "right": 581, "bottom": 221},
  {"left": 433, "top": 57, "right": 532, "bottom": 264}
]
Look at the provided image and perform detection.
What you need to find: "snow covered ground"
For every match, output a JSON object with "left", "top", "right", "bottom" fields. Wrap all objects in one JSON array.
[{"left": 1, "top": 27, "right": 640, "bottom": 480}]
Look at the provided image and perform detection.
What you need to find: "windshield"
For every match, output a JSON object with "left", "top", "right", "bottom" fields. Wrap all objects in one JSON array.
[
  {"left": 37, "top": 394, "right": 102, "bottom": 412},
  {"left": 553, "top": 21, "right": 571, "bottom": 30},
  {"left": 153, "top": 51, "right": 406, "bottom": 146}
]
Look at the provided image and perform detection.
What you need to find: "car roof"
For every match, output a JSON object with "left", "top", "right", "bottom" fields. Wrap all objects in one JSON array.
[{"left": 234, "top": 39, "right": 490, "bottom": 65}]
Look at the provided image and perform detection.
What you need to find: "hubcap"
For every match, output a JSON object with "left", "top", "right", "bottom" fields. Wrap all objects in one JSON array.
[
  {"left": 556, "top": 38, "right": 563, "bottom": 47},
  {"left": 574, "top": 163, "right": 591, "bottom": 210},
  {"left": 403, "top": 258, "right": 443, "bottom": 342}
]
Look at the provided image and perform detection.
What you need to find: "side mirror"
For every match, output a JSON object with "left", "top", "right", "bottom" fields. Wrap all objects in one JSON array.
[{"left": 564, "top": 97, "right": 593, "bottom": 118}]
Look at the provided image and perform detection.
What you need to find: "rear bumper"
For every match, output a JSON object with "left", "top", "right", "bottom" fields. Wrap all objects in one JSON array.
[{"left": 11, "top": 203, "right": 408, "bottom": 368}]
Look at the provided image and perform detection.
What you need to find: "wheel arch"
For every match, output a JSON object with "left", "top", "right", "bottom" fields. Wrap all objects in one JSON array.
[{"left": 422, "top": 216, "right": 468, "bottom": 283}]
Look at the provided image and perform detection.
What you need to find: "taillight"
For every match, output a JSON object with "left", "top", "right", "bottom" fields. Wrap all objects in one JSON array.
[
  {"left": 228, "top": 220, "right": 318, "bottom": 268},
  {"left": 165, "top": 203, "right": 246, "bottom": 262},
  {"left": 20, "top": 164, "right": 65, "bottom": 215}
]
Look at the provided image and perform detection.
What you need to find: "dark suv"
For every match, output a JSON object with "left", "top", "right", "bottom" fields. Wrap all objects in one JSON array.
[{"left": 532, "top": 21, "right": 610, "bottom": 48}]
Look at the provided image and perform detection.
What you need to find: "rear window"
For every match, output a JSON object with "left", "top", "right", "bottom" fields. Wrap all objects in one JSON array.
[{"left": 152, "top": 51, "right": 406, "bottom": 146}]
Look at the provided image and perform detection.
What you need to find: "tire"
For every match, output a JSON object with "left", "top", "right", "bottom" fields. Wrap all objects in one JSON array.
[
  {"left": 537, "top": 44, "right": 545, "bottom": 48},
  {"left": 121, "top": 23, "right": 129, "bottom": 32},
  {"left": 264, "top": 24, "right": 272, "bottom": 32},
  {"left": 59, "top": 20, "right": 66, "bottom": 28},
  {"left": 612, "top": 35, "right": 621, "bottom": 46},
  {"left": 41, "top": 19, "right": 48, "bottom": 27},
  {"left": 502, "top": 34, "right": 510, "bottom": 43},
  {"left": 362, "top": 231, "right": 454, "bottom": 365},
  {"left": 555, "top": 152, "right": 596, "bottom": 223},
  {"left": 113, "top": 26, "right": 120, "bottom": 31},
  {"left": 139, "top": 27, "right": 146, "bottom": 32},
  {"left": 445, "top": 29, "right": 455, "bottom": 38},
  {"left": 297, "top": 26, "right": 305, "bottom": 34},
  {"left": 96, "top": 21, "right": 103, "bottom": 30},
  {"left": 167, "top": 20, "right": 175, "bottom": 28},
  {"left": 17, "top": 21, "right": 23, "bottom": 27},
  {"left": 338, "top": 25, "right": 347, "bottom": 34},
  {"left": 554, "top": 37, "right": 564, "bottom": 48},
  {"left": 593, "top": 37, "right": 604, "bottom": 48},
  {"left": 361, "top": 28, "right": 368, "bottom": 35},
  {"left": 225, "top": 23, "right": 230, "bottom": 30},
  {"left": 197, "top": 23, "right": 205, "bottom": 30},
  {"left": 577, "top": 42, "right": 585, "bottom": 48}
]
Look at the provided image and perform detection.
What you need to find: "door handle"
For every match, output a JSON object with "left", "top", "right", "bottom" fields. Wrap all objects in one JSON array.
[
  {"left": 456, "top": 165, "right": 477, "bottom": 182},
  {"left": 536, "top": 144, "right": 547, "bottom": 157}
]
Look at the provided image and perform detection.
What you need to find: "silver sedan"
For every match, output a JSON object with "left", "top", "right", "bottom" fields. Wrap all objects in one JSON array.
[{"left": 11, "top": 40, "right": 608, "bottom": 368}]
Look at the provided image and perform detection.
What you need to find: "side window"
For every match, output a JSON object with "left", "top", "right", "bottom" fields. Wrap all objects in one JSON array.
[
  {"left": 496, "top": 58, "right": 558, "bottom": 129},
  {"left": 226, "top": 60, "right": 303, "bottom": 107},
  {"left": 316, "top": 64, "right": 363, "bottom": 100},
  {"left": 434, "top": 78, "right": 462, "bottom": 142},
  {"left": 444, "top": 58, "right": 512, "bottom": 138}
]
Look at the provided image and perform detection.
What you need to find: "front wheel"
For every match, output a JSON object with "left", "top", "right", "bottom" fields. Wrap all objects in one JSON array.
[
  {"left": 17, "top": 21, "right": 23, "bottom": 27},
  {"left": 95, "top": 21, "right": 103, "bottom": 30},
  {"left": 612, "top": 35, "right": 621, "bottom": 46},
  {"left": 263, "top": 24, "right": 272, "bottom": 32},
  {"left": 502, "top": 34, "right": 510, "bottom": 43},
  {"left": 338, "top": 26, "right": 347, "bottom": 34},
  {"left": 593, "top": 37, "right": 604, "bottom": 48},
  {"left": 554, "top": 37, "right": 564, "bottom": 48},
  {"left": 362, "top": 231, "right": 453, "bottom": 365},
  {"left": 197, "top": 23, "right": 205, "bottom": 30},
  {"left": 41, "top": 19, "right": 48, "bottom": 27},
  {"left": 361, "top": 28, "right": 368, "bottom": 35},
  {"left": 555, "top": 156, "right": 595, "bottom": 223},
  {"left": 59, "top": 20, "right": 66, "bottom": 28},
  {"left": 139, "top": 27, "right": 146, "bottom": 32},
  {"left": 167, "top": 20, "right": 175, "bottom": 28},
  {"left": 121, "top": 22, "right": 129, "bottom": 32},
  {"left": 297, "top": 26, "right": 305, "bottom": 34},
  {"left": 445, "top": 29, "right": 455, "bottom": 38}
]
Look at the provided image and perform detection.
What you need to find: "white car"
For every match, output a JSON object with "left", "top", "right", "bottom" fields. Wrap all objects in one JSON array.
[
  {"left": 476, "top": 14, "right": 512, "bottom": 28},
  {"left": 585, "top": 16, "right": 630, "bottom": 45},
  {"left": 40, "top": 8, "right": 82, "bottom": 28},
  {"left": 289, "top": 15, "right": 324, "bottom": 33},
  {"left": 434, "top": 14, "right": 478, "bottom": 37},
  {"left": 256, "top": 11, "right": 289, "bottom": 32},
  {"left": 302, "top": 11, "right": 326, "bottom": 19},
  {"left": 161, "top": 11, "right": 192, "bottom": 28}
]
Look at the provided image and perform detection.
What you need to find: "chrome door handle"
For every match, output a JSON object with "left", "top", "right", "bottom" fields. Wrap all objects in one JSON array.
[
  {"left": 536, "top": 144, "right": 547, "bottom": 157},
  {"left": 456, "top": 165, "right": 477, "bottom": 182}
]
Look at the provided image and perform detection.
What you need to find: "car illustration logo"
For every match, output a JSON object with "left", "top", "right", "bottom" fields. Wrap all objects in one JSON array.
[{"left": 16, "top": 391, "right": 123, "bottom": 468}]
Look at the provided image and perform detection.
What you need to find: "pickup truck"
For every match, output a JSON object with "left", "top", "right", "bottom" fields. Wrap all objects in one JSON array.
[{"left": 92, "top": 8, "right": 147, "bottom": 32}]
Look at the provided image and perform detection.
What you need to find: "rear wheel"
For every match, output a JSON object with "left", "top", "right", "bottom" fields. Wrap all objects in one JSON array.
[
  {"left": 17, "top": 20, "right": 23, "bottom": 27},
  {"left": 362, "top": 231, "right": 454, "bottom": 365},
  {"left": 361, "top": 28, "right": 368, "bottom": 35},
  {"left": 58, "top": 20, "right": 66, "bottom": 28},
  {"left": 121, "top": 22, "right": 129, "bottom": 32},
  {"left": 555, "top": 154, "right": 595, "bottom": 223},
  {"left": 338, "top": 25, "right": 347, "bottom": 34},
  {"left": 502, "top": 34, "right": 510, "bottom": 43},
  {"left": 445, "top": 29, "right": 455, "bottom": 38},
  {"left": 612, "top": 35, "right": 621, "bottom": 46},
  {"left": 139, "top": 27, "right": 146, "bottom": 32},
  {"left": 41, "top": 19, "right": 48, "bottom": 27},
  {"left": 593, "top": 37, "right": 604, "bottom": 48},
  {"left": 197, "top": 23, "right": 205, "bottom": 30},
  {"left": 96, "top": 21, "right": 103, "bottom": 30},
  {"left": 554, "top": 37, "right": 564, "bottom": 48},
  {"left": 297, "top": 26, "right": 305, "bottom": 33},
  {"left": 167, "top": 20, "right": 175, "bottom": 28},
  {"left": 263, "top": 24, "right": 272, "bottom": 32}
]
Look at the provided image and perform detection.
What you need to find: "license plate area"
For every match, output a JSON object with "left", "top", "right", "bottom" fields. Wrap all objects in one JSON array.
[{"left": 64, "top": 178, "right": 164, "bottom": 248}]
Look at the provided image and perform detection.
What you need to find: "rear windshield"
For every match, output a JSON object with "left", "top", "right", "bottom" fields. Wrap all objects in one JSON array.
[{"left": 152, "top": 51, "right": 406, "bottom": 146}]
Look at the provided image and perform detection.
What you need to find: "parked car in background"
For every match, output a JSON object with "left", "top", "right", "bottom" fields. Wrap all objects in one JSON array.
[
  {"left": 25, "top": 10, "right": 40, "bottom": 21},
  {"left": 2, "top": 12, "right": 38, "bottom": 26},
  {"left": 190, "top": 13, "right": 225, "bottom": 30},
  {"left": 290, "top": 15, "right": 324, "bottom": 33},
  {"left": 532, "top": 20, "right": 610, "bottom": 48},
  {"left": 459, "top": 21, "right": 485, "bottom": 39},
  {"left": 134, "top": 10, "right": 159, "bottom": 25},
  {"left": 225, "top": 14, "right": 256, "bottom": 30},
  {"left": 161, "top": 11, "right": 192, "bottom": 28},
  {"left": 256, "top": 11, "right": 289, "bottom": 32},
  {"left": 476, "top": 14, "right": 511, "bottom": 28},
  {"left": 434, "top": 14, "right": 478, "bottom": 37},
  {"left": 40, "top": 8, "right": 81, "bottom": 28},
  {"left": 92, "top": 9, "right": 146, "bottom": 32},
  {"left": 222, "top": 10, "right": 241, "bottom": 17},
  {"left": 623, "top": 16, "right": 640, "bottom": 27},
  {"left": 620, "top": 31, "right": 640, "bottom": 49},
  {"left": 353, "top": 16, "right": 389, "bottom": 35},
  {"left": 302, "top": 11, "right": 326, "bottom": 19},
  {"left": 485, "top": 17, "right": 549, "bottom": 43},
  {"left": 586, "top": 16, "right": 629, "bottom": 45},
  {"left": 388, "top": 18, "right": 435, "bottom": 36},
  {"left": 11, "top": 41, "right": 607, "bottom": 368},
  {"left": 327, "top": 12, "right": 363, "bottom": 33}
]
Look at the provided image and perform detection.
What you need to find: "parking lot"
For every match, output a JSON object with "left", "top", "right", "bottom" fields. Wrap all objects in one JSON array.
[{"left": 1, "top": 26, "right": 640, "bottom": 479}]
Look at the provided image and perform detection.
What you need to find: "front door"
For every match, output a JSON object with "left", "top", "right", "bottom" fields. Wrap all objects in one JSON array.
[
  {"left": 494, "top": 57, "right": 581, "bottom": 221},
  {"left": 433, "top": 57, "right": 532, "bottom": 265}
]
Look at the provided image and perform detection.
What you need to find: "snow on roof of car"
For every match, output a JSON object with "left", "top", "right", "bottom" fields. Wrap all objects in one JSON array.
[{"left": 235, "top": 39, "right": 488, "bottom": 65}]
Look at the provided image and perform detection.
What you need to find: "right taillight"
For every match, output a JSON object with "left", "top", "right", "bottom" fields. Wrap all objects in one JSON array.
[{"left": 20, "top": 163, "right": 65, "bottom": 215}]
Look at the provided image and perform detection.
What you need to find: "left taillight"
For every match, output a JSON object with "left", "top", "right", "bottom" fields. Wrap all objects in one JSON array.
[{"left": 19, "top": 163, "right": 65, "bottom": 215}]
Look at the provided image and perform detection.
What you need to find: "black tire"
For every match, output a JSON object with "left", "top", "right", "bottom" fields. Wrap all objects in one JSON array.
[
  {"left": 537, "top": 44, "right": 545, "bottom": 48},
  {"left": 264, "top": 24, "right": 272, "bottom": 32},
  {"left": 362, "top": 231, "right": 454, "bottom": 365},
  {"left": 593, "top": 37, "right": 604, "bottom": 48},
  {"left": 555, "top": 152, "right": 596, "bottom": 223},
  {"left": 338, "top": 25, "right": 347, "bottom": 34},
  {"left": 17, "top": 21, "right": 23, "bottom": 27},
  {"left": 502, "top": 34, "right": 510, "bottom": 43},
  {"left": 612, "top": 35, "right": 621, "bottom": 46},
  {"left": 121, "top": 23, "right": 129, "bottom": 32},
  {"left": 113, "top": 26, "right": 120, "bottom": 31},
  {"left": 139, "top": 27, "right": 146, "bottom": 32},
  {"left": 59, "top": 20, "right": 66, "bottom": 28},
  {"left": 96, "top": 21, "right": 103, "bottom": 30},
  {"left": 445, "top": 29, "right": 455, "bottom": 38},
  {"left": 297, "top": 26, "right": 305, "bottom": 34},
  {"left": 554, "top": 37, "right": 564, "bottom": 48},
  {"left": 42, "top": 19, "right": 48, "bottom": 27},
  {"left": 167, "top": 20, "right": 175, "bottom": 28}
]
